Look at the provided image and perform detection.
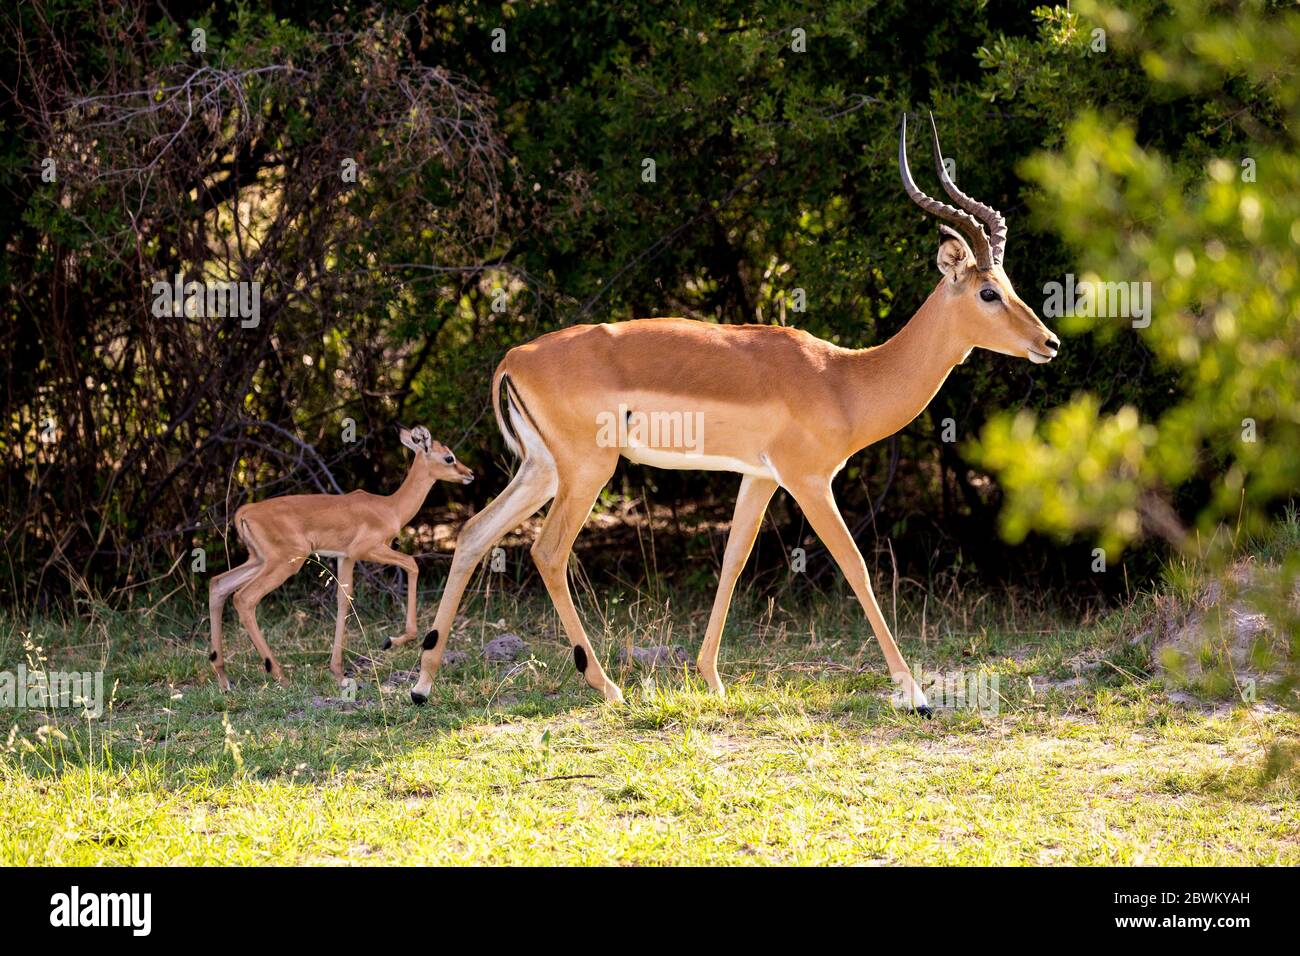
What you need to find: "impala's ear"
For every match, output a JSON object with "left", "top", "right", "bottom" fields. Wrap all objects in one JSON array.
[
  {"left": 398, "top": 427, "right": 419, "bottom": 453},
  {"left": 936, "top": 225, "right": 974, "bottom": 279}
]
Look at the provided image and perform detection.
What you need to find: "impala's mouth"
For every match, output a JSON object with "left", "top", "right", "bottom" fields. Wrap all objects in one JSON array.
[
  {"left": 1028, "top": 331, "right": 1062, "bottom": 364},
  {"left": 460, "top": 474, "right": 475, "bottom": 484}
]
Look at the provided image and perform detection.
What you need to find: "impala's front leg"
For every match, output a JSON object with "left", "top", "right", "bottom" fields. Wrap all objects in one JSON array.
[
  {"left": 330, "top": 557, "right": 356, "bottom": 685},
  {"left": 362, "top": 546, "right": 420, "bottom": 647},
  {"left": 786, "top": 475, "right": 931, "bottom": 717}
]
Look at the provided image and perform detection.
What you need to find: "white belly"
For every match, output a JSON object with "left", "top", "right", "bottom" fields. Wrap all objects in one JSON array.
[{"left": 621, "top": 446, "right": 778, "bottom": 480}]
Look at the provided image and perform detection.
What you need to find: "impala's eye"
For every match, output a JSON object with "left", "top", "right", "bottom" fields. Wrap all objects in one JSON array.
[
  {"left": 979, "top": 287, "right": 1001, "bottom": 303},
  {"left": 444, "top": 455, "right": 455, "bottom": 464}
]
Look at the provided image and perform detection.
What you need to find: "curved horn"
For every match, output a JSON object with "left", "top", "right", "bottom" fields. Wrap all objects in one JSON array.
[
  {"left": 899, "top": 113, "right": 993, "bottom": 271},
  {"left": 927, "top": 111, "right": 1007, "bottom": 265}
]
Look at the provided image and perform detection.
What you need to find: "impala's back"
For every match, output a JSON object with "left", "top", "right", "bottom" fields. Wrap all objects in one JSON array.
[
  {"left": 235, "top": 492, "right": 395, "bottom": 559},
  {"left": 496, "top": 317, "right": 857, "bottom": 480}
]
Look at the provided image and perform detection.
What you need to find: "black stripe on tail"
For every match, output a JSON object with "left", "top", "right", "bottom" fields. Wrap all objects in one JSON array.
[
  {"left": 498, "top": 373, "right": 523, "bottom": 456},
  {"left": 501, "top": 373, "right": 543, "bottom": 456}
]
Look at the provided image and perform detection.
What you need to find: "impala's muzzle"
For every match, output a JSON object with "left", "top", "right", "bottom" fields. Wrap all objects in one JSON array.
[{"left": 1028, "top": 331, "right": 1061, "bottom": 365}]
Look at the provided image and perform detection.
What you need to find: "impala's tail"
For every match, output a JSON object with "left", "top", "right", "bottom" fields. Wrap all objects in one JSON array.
[
  {"left": 494, "top": 362, "right": 547, "bottom": 460},
  {"left": 492, "top": 365, "right": 522, "bottom": 459}
]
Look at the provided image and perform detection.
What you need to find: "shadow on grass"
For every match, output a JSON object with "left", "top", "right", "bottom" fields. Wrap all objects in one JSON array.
[{"left": 0, "top": 576, "right": 1162, "bottom": 790}]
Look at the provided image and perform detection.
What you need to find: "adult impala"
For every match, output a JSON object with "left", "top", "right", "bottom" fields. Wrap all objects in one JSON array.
[
  {"left": 398, "top": 114, "right": 1059, "bottom": 713},
  {"left": 208, "top": 426, "right": 473, "bottom": 689}
]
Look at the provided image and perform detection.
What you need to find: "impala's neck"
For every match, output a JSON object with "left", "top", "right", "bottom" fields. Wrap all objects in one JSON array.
[
  {"left": 388, "top": 460, "right": 436, "bottom": 528},
  {"left": 845, "top": 288, "right": 971, "bottom": 450}
]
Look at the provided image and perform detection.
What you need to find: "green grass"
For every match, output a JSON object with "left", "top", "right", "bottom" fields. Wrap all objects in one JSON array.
[{"left": 1, "top": 578, "right": 1297, "bottom": 865}]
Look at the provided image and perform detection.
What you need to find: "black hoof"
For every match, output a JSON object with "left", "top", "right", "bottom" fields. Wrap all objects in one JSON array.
[
  {"left": 381, "top": 637, "right": 393, "bottom": 651},
  {"left": 410, "top": 690, "right": 427, "bottom": 706},
  {"left": 915, "top": 705, "right": 934, "bottom": 719}
]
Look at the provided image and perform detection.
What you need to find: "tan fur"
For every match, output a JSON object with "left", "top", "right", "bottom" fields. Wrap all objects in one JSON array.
[
  {"left": 405, "top": 109, "right": 1061, "bottom": 709},
  {"left": 408, "top": 235, "right": 1058, "bottom": 708},
  {"left": 208, "top": 427, "right": 473, "bottom": 690}
]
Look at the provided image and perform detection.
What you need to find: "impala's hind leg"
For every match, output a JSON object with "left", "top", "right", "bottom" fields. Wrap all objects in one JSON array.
[
  {"left": 409, "top": 459, "right": 556, "bottom": 703},
  {"left": 209, "top": 559, "right": 262, "bottom": 690},
  {"left": 232, "top": 557, "right": 305, "bottom": 687},
  {"left": 530, "top": 460, "right": 621, "bottom": 703}
]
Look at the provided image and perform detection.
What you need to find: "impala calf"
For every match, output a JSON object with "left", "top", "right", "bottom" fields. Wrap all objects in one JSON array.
[
  {"left": 407, "top": 113, "right": 1058, "bottom": 714},
  {"left": 208, "top": 426, "right": 473, "bottom": 689}
]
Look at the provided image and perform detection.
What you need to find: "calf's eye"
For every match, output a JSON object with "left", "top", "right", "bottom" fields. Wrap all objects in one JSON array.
[{"left": 979, "top": 288, "right": 1001, "bottom": 303}]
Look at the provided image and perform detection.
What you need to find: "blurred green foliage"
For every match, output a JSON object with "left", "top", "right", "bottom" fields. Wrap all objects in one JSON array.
[
  {"left": 971, "top": 0, "right": 1298, "bottom": 713},
  {"left": 974, "top": 0, "right": 1299, "bottom": 554}
]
